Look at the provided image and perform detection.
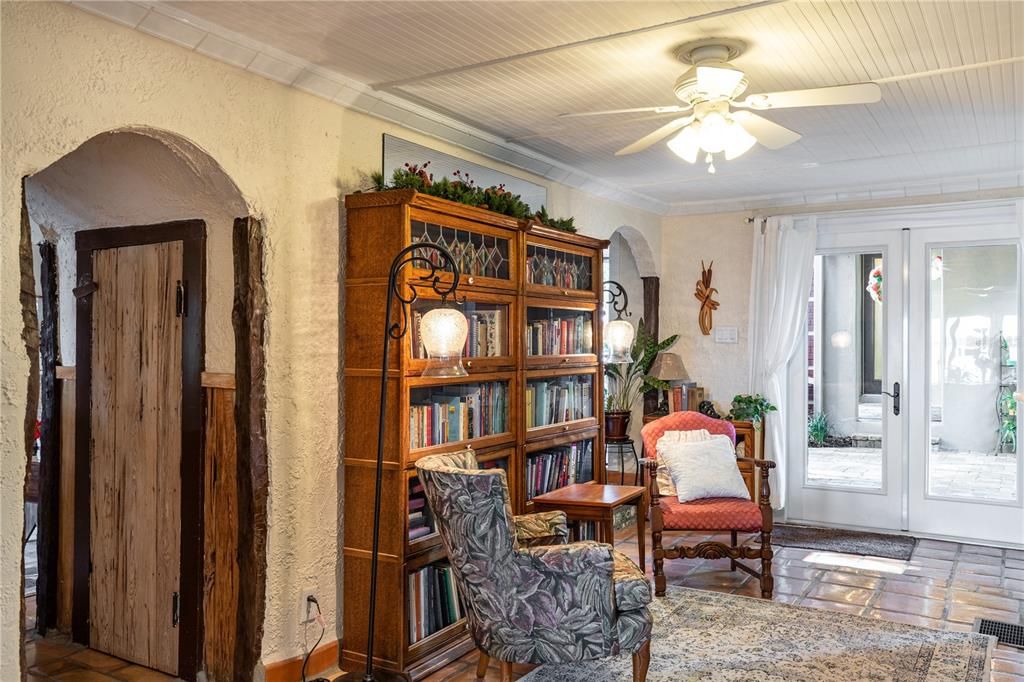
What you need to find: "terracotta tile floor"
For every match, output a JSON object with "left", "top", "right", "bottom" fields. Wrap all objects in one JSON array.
[
  {"left": 23, "top": 527, "right": 1024, "bottom": 681},
  {"left": 411, "top": 527, "right": 1024, "bottom": 681}
]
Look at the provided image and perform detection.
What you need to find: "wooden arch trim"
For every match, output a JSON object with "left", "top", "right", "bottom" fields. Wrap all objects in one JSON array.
[{"left": 232, "top": 216, "right": 269, "bottom": 677}]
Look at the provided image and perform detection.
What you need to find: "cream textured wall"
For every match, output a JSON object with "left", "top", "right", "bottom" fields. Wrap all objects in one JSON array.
[
  {"left": 658, "top": 211, "right": 755, "bottom": 413},
  {"left": 0, "top": 3, "right": 663, "bottom": 676}
]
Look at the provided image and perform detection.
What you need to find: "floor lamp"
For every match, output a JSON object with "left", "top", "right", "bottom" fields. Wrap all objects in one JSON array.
[{"left": 339, "top": 243, "right": 467, "bottom": 682}]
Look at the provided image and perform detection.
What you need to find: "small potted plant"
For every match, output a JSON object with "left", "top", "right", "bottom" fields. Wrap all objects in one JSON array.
[
  {"left": 604, "top": 321, "right": 678, "bottom": 439},
  {"left": 727, "top": 394, "right": 778, "bottom": 429}
]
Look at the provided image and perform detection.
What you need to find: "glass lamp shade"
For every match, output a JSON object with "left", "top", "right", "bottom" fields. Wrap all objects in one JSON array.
[
  {"left": 723, "top": 120, "right": 757, "bottom": 160},
  {"left": 667, "top": 125, "right": 700, "bottom": 163},
  {"left": 696, "top": 64, "right": 746, "bottom": 99},
  {"left": 604, "top": 319, "right": 635, "bottom": 364},
  {"left": 419, "top": 307, "right": 468, "bottom": 377}
]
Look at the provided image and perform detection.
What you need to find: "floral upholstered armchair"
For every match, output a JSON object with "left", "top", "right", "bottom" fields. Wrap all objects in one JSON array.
[
  {"left": 641, "top": 411, "right": 776, "bottom": 599},
  {"left": 416, "top": 449, "right": 653, "bottom": 682}
]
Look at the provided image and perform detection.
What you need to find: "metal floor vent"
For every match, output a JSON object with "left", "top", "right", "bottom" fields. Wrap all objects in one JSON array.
[{"left": 974, "top": 618, "right": 1024, "bottom": 648}]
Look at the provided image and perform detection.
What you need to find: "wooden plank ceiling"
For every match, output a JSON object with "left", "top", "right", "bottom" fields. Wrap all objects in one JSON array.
[{"left": 164, "top": 1, "right": 1023, "bottom": 207}]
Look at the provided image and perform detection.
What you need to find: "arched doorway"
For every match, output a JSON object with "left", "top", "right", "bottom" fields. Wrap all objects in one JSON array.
[
  {"left": 19, "top": 128, "right": 266, "bottom": 681},
  {"left": 606, "top": 225, "right": 660, "bottom": 473}
]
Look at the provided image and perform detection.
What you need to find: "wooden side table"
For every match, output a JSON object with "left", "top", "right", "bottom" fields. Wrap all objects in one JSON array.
[{"left": 530, "top": 484, "right": 647, "bottom": 573}]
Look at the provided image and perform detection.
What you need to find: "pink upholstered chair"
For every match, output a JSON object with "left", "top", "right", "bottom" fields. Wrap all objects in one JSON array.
[{"left": 640, "top": 411, "right": 776, "bottom": 598}]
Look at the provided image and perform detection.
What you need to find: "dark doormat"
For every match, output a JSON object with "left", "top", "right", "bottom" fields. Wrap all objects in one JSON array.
[{"left": 772, "top": 524, "right": 917, "bottom": 560}]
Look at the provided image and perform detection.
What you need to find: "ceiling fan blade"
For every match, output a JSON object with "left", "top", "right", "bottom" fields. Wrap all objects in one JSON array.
[
  {"left": 559, "top": 104, "right": 690, "bottom": 119},
  {"left": 614, "top": 115, "right": 695, "bottom": 156},
  {"left": 732, "top": 111, "right": 801, "bottom": 149},
  {"left": 736, "top": 82, "right": 881, "bottom": 110}
]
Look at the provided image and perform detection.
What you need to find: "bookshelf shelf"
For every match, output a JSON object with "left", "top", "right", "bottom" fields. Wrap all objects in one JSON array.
[{"left": 344, "top": 190, "right": 607, "bottom": 678}]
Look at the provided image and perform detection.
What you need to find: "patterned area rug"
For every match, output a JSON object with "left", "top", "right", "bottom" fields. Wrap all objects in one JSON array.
[
  {"left": 520, "top": 586, "right": 993, "bottom": 681},
  {"left": 772, "top": 524, "right": 917, "bottom": 560}
]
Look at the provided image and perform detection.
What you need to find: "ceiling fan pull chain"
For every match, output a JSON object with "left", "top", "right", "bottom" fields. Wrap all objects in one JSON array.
[{"left": 705, "top": 152, "right": 716, "bottom": 174}]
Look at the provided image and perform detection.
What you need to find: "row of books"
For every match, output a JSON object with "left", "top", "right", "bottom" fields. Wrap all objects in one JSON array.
[
  {"left": 525, "top": 315, "right": 593, "bottom": 356},
  {"left": 409, "top": 383, "right": 508, "bottom": 449},
  {"left": 666, "top": 384, "right": 704, "bottom": 413},
  {"left": 407, "top": 478, "right": 436, "bottom": 543},
  {"left": 411, "top": 309, "right": 506, "bottom": 360},
  {"left": 408, "top": 562, "right": 464, "bottom": 644},
  {"left": 525, "top": 377, "right": 593, "bottom": 428},
  {"left": 525, "top": 440, "right": 594, "bottom": 500}
]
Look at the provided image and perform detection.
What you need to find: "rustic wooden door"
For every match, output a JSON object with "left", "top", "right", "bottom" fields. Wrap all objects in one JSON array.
[{"left": 89, "top": 240, "right": 183, "bottom": 674}]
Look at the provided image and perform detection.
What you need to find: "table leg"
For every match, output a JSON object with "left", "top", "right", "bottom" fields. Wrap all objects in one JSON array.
[{"left": 635, "top": 500, "right": 645, "bottom": 574}]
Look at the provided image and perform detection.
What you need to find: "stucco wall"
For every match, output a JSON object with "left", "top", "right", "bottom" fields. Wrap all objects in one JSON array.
[
  {"left": 0, "top": 3, "right": 663, "bottom": 676},
  {"left": 658, "top": 211, "right": 755, "bottom": 412}
]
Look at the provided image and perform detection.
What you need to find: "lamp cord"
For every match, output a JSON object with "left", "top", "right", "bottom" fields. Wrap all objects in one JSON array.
[{"left": 302, "top": 598, "right": 327, "bottom": 682}]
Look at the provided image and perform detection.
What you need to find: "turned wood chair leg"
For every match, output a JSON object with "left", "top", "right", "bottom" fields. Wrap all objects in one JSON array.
[
  {"left": 730, "top": 530, "right": 738, "bottom": 571},
  {"left": 760, "top": 530, "right": 774, "bottom": 599},
  {"left": 499, "top": 660, "right": 513, "bottom": 682},
  {"left": 476, "top": 651, "right": 490, "bottom": 679},
  {"left": 632, "top": 638, "right": 652, "bottom": 682}
]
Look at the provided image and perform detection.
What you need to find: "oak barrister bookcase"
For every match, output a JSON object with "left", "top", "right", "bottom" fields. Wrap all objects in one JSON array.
[{"left": 342, "top": 190, "right": 609, "bottom": 679}]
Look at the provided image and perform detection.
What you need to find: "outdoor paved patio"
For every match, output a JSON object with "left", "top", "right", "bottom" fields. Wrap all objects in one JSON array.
[{"left": 808, "top": 446, "right": 1019, "bottom": 501}]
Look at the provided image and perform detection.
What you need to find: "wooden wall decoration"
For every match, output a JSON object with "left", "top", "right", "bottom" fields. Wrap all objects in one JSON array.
[{"left": 694, "top": 260, "right": 719, "bottom": 336}]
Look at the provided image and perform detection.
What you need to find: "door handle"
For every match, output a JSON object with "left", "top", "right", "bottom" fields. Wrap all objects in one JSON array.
[{"left": 881, "top": 381, "right": 900, "bottom": 416}]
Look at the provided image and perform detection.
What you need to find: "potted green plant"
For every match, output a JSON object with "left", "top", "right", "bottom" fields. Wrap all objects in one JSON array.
[
  {"left": 604, "top": 321, "right": 678, "bottom": 439},
  {"left": 727, "top": 394, "right": 778, "bottom": 429}
]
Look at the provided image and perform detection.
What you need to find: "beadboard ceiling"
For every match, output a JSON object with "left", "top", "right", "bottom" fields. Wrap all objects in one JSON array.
[{"left": 82, "top": 1, "right": 1024, "bottom": 214}]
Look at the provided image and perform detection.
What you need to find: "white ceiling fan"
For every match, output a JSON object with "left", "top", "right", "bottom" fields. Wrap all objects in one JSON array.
[{"left": 561, "top": 39, "right": 882, "bottom": 173}]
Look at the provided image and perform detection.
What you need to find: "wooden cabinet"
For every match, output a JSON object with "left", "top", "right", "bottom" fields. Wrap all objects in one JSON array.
[{"left": 343, "top": 190, "right": 608, "bottom": 679}]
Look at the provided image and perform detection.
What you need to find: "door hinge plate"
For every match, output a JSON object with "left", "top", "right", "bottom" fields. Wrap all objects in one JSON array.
[{"left": 172, "top": 591, "right": 180, "bottom": 627}]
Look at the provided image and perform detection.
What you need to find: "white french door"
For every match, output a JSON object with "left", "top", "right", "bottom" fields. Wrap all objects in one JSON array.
[
  {"left": 787, "top": 201, "right": 1024, "bottom": 546},
  {"left": 786, "top": 229, "right": 905, "bottom": 530},
  {"left": 906, "top": 224, "right": 1023, "bottom": 545}
]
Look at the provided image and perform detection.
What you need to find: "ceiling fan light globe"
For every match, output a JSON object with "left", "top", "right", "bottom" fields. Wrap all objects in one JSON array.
[
  {"left": 696, "top": 111, "right": 730, "bottom": 153},
  {"left": 696, "top": 64, "right": 746, "bottom": 99},
  {"left": 723, "top": 120, "right": 757, "bottom": 160},
  {"left": 667, "top": 125, "right": 700, "bottom": 163}
]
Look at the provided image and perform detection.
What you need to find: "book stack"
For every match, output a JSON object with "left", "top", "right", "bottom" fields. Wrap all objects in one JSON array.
[
  {"left": 526, "top": 314, "right": 593, "bottom": 356},
  {"left": 524, "top": 377, "right": 592, "bottom": 428},
  {"left": 407, "top": 478, "right": 435, "bottom": 543},
  {"left": 525, "top": 440, "right": 593, "bottom": 499},
  {"left": 480, "top": 458, "right": 508, "bottom": 472},
  {"left": 411, "top": 308, "right": 505, "bottom": 359},
  {"left": 407, "top": 562, "right": 463, "bottom": 644},
  {"left": 409, "top": 382, "right": 508, "bottom": 449}
]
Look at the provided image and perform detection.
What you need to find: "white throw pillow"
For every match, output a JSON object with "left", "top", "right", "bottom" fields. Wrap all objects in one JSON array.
[
  {"left": 653, "top": 430, "right": 713, "bottom": 497},
  {"left": 660, "top": 436, "right": 750, "bottom": 503}
]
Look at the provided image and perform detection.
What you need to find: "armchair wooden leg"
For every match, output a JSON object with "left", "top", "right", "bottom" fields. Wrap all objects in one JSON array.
[
  {"left": 760, "top": 530, "right": 774, "bottom": 599},
  {"left": 632, "top": 638, "right": 651, "bottom": 682},
  {"left": 730, "top": 530, "right": 738, "bottom": 571},
  {"left": 499, "top": 660, "right": 513, "bottom": 682},
  {"left": 476, "top": 651, "right": 490, "bottom": 679}
]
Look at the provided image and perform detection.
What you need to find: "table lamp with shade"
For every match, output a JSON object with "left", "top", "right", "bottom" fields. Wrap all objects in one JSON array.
[
  {"left": 339, "top": 242, "right": 466, "bottom": 682},
  {"left": 649, "top": 352, "right": 690, "bottom": 412}
]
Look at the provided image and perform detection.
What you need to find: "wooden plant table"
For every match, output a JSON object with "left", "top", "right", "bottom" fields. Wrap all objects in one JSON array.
[{"left": 531, "top": 484, "right": 646, "bottom": 572}]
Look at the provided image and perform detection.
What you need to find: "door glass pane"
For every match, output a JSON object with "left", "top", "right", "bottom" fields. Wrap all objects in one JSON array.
[
  {"left": 927, "top": 245, "right": 1019, "bottom": 501},
  {"left": 805, "top": 252, "right": 884, "bottom": 489}
]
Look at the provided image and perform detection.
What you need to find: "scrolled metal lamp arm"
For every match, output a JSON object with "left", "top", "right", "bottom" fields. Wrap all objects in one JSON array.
[{"left": 604, "top": 279, "right": 631, "bottom": 320}]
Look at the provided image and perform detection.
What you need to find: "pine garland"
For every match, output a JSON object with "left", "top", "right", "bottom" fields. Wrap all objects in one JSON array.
[{"left": 367, "top": 162, "right": 577, "bottom": 233}]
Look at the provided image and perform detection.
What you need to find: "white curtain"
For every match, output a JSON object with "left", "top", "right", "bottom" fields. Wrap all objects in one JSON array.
[{"left": 748, "top": 215, "right": 817, "bottom": 509}]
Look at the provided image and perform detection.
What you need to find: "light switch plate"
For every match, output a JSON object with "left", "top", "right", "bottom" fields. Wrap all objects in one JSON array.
[{"left": 714, "top": 326, "right": 738, "bottom": 344}]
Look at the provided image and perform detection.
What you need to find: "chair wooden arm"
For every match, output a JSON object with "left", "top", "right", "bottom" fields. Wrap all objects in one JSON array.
[{"left": 734, "top": 458, "right": 775, "bottom": 531}]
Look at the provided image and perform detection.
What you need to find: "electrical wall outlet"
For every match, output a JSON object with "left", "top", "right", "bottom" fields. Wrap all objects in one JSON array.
[{"left": 299, "top": 591, "right": 317, "bottom": 625}]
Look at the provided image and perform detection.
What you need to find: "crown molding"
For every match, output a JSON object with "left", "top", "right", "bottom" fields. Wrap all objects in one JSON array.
[
  {"left": 663, "top": 169, "right": 1024, "bottom": 216},
  {"left": 68, "top": 1, "right": 671, "bottom": 215}
]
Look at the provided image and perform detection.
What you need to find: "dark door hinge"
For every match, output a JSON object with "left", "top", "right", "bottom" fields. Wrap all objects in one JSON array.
[
  {"left": 175, "top": 280, "right": 187, "bottom": 317},
  {"left": 73, "top": 281, "right": 98, "bottom": 299},
  {"left": 172, "top": 591, "right": 180, "bottom": 627}
]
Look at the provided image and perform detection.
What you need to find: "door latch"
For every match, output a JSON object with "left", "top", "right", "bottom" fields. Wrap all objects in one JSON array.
[
  {"left": 881, "top": 381, "right": 900, "bottom": 416},
  {"left": 172, "top": 591, "right": 180, "bottom": 627},
  {"left": 175, "top": 280, "right": 186, "bottom": 317}
]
